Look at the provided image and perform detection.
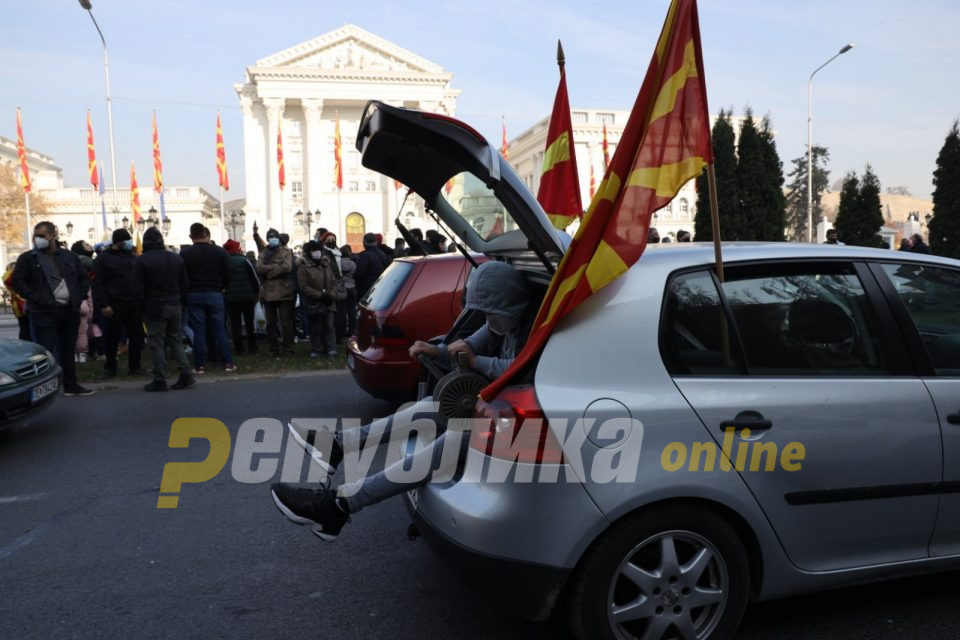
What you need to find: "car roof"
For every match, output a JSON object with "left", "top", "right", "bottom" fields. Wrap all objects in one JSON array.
[{"left": 637, "top": 242, "right": 960, "bottom": 271}]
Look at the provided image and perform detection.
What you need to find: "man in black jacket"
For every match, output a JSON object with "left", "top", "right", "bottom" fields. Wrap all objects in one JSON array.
[
  {"left": 354, "top": 232, "right": 388, "bottom": 299},
  {"left": 180, "top": 223, "right": 234, "bottom": 374},
  {"left": 93, "top": 228, "right": 143, "bottom": 377},
  {"left": 134, "top": 227, "right": 193, "bottom": 392},
  {"left": 11, "top": 221, "right": 94, "bottom": 396}
]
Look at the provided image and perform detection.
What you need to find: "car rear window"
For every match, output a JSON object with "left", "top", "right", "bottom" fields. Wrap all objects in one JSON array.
[{"left": 361, "top": 261, "right": 415, "bottom": 311}]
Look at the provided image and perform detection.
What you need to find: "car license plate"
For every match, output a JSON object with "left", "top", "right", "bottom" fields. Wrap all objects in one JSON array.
[
  {"left": 406, "top": 488, "right": 420, "bottom": 511},
  {"left": 31, "top": 378, "right": 59, "bottom": 403},
  {"left": 347, "top": 353, "right": 355, "bottom": 370}
]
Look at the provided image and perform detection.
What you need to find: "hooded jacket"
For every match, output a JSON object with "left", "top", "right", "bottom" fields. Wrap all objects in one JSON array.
[
  {"left": 256, "top": 228, "right": 294, "bottom": 302},
  {"left": 134, "top": 227, "right": 189, "bottom": 316},
  {"left": 92, "top": 247, "right": 137, "bottom": 307},
  {"left": 435, "top": 261, "right": 530, "bottom": 379}
]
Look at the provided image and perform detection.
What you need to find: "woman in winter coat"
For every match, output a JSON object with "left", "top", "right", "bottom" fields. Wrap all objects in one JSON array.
[{"left": 296, "top": 241, "right": 338, "bottom": 358}]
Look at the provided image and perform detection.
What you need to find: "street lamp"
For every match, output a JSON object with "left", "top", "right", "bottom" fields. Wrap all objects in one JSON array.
[
  {"left": 147, "top": 206, "right": 159, "bottom": 228},
  {"left": 162, "top": 216, "right": 171, "bottom": 234},
  {"left": 78, "top": 0, "right": 120, "bottom": 217},
  {"left": 226, "top": 209, "right": 246, "bottom": 239},
  {"left": 121, "top": 216, "right": 129, "bottom": 231},
  {"left": 136, "top": 216, "right": 146, "bottom": 233},
  {"left": 807, "top": 43, "right": 855, "bottom": 243},
  {"left": 66, "top": 221, "right": 74, "bottom": 237}
]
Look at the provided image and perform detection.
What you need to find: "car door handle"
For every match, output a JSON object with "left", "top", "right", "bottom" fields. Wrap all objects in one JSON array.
[
  {"left": 948, "top": 413, "right": 960, "bottom": 425},
  {"left": 720, "top": 410, "right": 772, "bottom": 432}
]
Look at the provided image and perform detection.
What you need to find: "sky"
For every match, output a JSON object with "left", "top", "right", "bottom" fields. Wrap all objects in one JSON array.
[{"left": 3, "top": 0, "right": 959, "bottom": 202}]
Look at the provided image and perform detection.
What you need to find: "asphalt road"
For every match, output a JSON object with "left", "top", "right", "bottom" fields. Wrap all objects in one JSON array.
[{"left": 2, "top": 371, "right": 960, "bottom": 639}]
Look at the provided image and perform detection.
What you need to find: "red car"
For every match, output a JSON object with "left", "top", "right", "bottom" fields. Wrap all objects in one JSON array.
[{"left": 347, "top": 252, "right": 485, "bottom": 400}]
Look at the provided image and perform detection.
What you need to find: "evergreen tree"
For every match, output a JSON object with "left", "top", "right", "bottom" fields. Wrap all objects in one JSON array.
[
  {"left": 929, "top": 120, "right": 960, "bottom": 258},
  {"left": 756, "top": 116, "right": 786, "bottom": 240},
  {"left": 784, "top": 145, "right": 831, "bottom": 241},
  {"left": 734, "top": 109, "right": 765, "bottom": 240},
  {"left": 694, "top": 109, "right": 738, "bottom": 241},
  {"left": 834, "top": 166, "right": 885, "bottom": 247}
]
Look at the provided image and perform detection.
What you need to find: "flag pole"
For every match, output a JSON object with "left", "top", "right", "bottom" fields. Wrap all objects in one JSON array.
[
  {"left": 219, "top": 186, "right": 226, "bottom": 242},
  {"left": 337, "top": 186, "right": 343, "bottom": 242},
  {"left": 23, "top": 192, "right": 31, "bottom": 246},
  {"left": 706, "top": 163, "right": 724, "bottom": 283}
]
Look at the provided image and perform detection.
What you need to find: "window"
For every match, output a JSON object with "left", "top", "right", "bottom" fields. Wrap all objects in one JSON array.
[
  {"left": 722, "top": 264, "right": 890, "bottom": 376},
  {"left": 572, "top": 111, "right": 588, "bottom": 125},
  {"left": 366, "top": 181, "right": 376, "bottom": 192},
  {"left": 291, "top": 181, "right": 303, "bottom": 199},
  {"left": 880, "top": 263, "right": 960, "bottom": 375},
  {"left": 597, "top": 112, "right": 615, "bottom": 125},
  {"left": 176, "top": 188, "right": 190, "bottom": 198},
  {"left": 678, "top": 198, "right": 689, "bottom": 218},
  {"left": 661, "top": 271, "right": 742, "bottom": 375},
  {"left": 87, "top": 228, "right": 95, "bottom": 241},
  {"left": 348, "top": 181, "right": 359, "bottom": 192}
]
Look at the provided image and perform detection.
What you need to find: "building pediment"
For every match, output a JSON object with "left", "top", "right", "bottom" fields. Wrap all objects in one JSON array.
[{"left": 253, "top": 24, "right": 445, "bottom": 75}]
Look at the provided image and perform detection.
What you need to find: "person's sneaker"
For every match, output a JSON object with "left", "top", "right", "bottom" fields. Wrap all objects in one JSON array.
[
  {"left": 62, "top": 384, "right": 95, "bottom": 397},
  {"left": 171, "top": 373, "right": 195, "bottom": 390},
  {"left": 327, "top": 351, "right": 337, "bottom": 358},
  {"left": 224, "top": 364, "right": 237, "bottom": 372},
  {"left": 144, "top": 380, "right": 168, "bottom": 392},
  {"left": 194, "top": 366, "right": 205, "bottom": 375},
  {"left": 287, "top": 421, "right": 343, "bottom": 474},
  {"left": 270, "top": 483, "right": 349, "bottom": 542},
  {"left": 308, "top": 351, "right": 321, "bottom": 358}
]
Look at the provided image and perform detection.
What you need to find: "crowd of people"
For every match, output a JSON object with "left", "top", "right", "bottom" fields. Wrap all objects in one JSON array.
[{"left": 3, "top": 220, "right": 400, "bottom": 394}]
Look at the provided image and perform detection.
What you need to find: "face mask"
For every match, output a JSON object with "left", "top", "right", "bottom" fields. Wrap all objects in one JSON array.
[
  {"left": 33, "top": 236, "right": 50, "bottom": 250},
  {"left": 122, "top": 239, "right": 134, "bottom": 251},
  {"left": 268, "top": 237, "right": 280, "bottom": 248},
  {"left": 487, "top": 314, "right": 516, "bottom": 336},
  {"left": 310, "top": 251, "right": 323, "bottom": 261},
  {"left": 325, "top": 239, "right": 336, "bottom": 248}
]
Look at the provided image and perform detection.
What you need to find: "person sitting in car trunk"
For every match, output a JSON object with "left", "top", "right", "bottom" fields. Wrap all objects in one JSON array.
[{"left": 271, "top": 260, "right": 530, "bottom": 541}]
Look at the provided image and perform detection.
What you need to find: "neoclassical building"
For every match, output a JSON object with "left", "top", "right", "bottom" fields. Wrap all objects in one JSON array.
[{"left": 234, "top": 24, "right": 460, "bottom": 249}]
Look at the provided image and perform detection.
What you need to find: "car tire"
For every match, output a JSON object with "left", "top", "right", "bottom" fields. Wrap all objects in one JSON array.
[{"left": 568, "top": 505, "right": 750, "bottom": 640}]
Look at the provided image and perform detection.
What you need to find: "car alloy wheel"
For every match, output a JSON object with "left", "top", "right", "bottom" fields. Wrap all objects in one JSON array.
[{"left": 607, "top": 530, "right": 727, "bottom": 640}]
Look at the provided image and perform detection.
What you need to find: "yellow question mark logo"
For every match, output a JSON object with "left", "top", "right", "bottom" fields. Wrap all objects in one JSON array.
[{"left": 157, "top": 418, "right": 232, "bottom": 509}]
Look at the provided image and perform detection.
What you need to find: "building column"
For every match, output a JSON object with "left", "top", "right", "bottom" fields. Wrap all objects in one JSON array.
[
  {"left": 301, "top": 98, "right": 325, "bottom": 227},
  {"left": 239, "top": 93, "right": 266, "bottom": 229},
  {"left": 263, "top": 97, "right": 285, "bottom": 232}
]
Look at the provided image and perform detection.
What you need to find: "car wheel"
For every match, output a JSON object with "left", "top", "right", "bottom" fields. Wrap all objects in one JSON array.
[{"left": 569, "top": 505, "right": 750, "bottom": 640}]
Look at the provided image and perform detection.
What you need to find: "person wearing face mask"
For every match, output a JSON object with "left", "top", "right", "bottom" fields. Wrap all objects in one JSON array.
[
  {"left": 256, "top": 228, "right": 296, "bottom": 358},
  {"left": 92, "top": 229, "right": 144, "bottom": 378},
  {"left": 11, "top": 221, "right": 95, "bottom": 396},
  {"left": 296, "top": 241, "right": 339, "bottom": 358},
  {"left": 271, "top": 260, "right": 531, "bottom": 541}
]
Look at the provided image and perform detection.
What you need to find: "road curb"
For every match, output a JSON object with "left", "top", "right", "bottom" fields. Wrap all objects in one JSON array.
[{"left": 86, "top": 368, "right": 350, "bottom": 392}]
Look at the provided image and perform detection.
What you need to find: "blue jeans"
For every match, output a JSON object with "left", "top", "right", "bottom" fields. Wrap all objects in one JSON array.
[{"left": 186, "top": 292, "right": 233, "bottom": 368}]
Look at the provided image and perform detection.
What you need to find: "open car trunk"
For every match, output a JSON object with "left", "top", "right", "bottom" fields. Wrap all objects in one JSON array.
[{"left": 356, "top": 101, "right": 566, "bottom": 272}]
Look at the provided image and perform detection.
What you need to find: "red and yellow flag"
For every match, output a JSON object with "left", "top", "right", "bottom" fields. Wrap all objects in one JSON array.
[
  {"left": 130, "top": 161, "right": 142, "bottom": 223},
  {"left": 86, "top": 110, "right": 98, "bottom": 190},
  {"left": 334, "top": 116, "right": 343, "bottom": 190},
  {"left": 152, "top": 112, "right": 163, "bottom": 193},
  {"left": 481, "top": 0, "right": 712, "bottom": 400},
  {"left": 500, "top": 118, "right": 509, "bottom": 159},
  {"left": 589, "top": 162, "right": 596, "bottom": 199},
  {"left": 602, "top": 122, "right": 611, "bottom": 170},
  {"left": 277, "top": 118, "right": 286, "bottom": 190},
  {"left": 16, "top": 108, "right": 31, "bottom": 194},
  {"left": 216, "top": 112, "right": 229, "bottom": 191},
  {"left": 537, "top": 57, "right": 582, "bottom": 230}
]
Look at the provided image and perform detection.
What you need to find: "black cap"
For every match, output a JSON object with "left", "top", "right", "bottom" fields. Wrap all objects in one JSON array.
[{"left": 112, "top": 228, "right": 132, "bottom": 244}]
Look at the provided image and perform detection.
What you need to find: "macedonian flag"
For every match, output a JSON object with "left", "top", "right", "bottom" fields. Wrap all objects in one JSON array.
[
  {"left": 481, "top": 0, "right": 712, "bottom": 400},
  {"left": 538, "top": 42, "right": 582, "bottom": 230},
  {"left": 130, "top": 161, "right": 142, "bottom": 224},
  {"left": 16, "top": 108, "right": 31, "bottom": 194},
  {"left": 86, "top": 111, "right": 98, "bottom": 190}
]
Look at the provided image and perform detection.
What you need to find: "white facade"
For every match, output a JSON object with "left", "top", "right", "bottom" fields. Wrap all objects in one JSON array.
[
  {"left": 507, "top": 110, "right": 746, "bottom": 241},
  {"left": 234, "top": 24, "right": 460, "bottom": 249}
]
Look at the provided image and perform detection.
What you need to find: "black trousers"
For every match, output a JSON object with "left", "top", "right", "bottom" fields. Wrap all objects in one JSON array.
[
  {"left": 263, "top": 300, "right": 295, "bottom": 355},
  {"left": 29, "top": 307, "right": 80, "bottom": 387},
  {"left": 226, "top": 300, "right": 257, "bottom": 353},
  {"left": 103, "top": 299, "right": 144, "bottom": 373}
]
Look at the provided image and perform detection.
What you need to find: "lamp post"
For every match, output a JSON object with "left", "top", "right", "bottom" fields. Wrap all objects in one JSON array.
[
  {"left": 66, "top": 221, "right": 74, "bottom": 237},
  {"left": 146, "top": 206, "right": 159, "bottom": 229},
  {"left": 807, "top": 43, "right": 855, "bottom": 243},
  {"left": 121, "top": 216, "right": 129, "bottom": 232},
  {"left": 226, "top": 209, "right": 246, "bottom": 240},
  {"left": 78, "top": 1, "right": 120, "bottom": 216},
  {"left": 162, "top": 216, "right": 172, "bottom": 234}
]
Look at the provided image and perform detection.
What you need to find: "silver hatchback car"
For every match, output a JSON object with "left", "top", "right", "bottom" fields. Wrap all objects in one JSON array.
[{"left": 357, "top": 101, "right": 960, "bottom": 640}]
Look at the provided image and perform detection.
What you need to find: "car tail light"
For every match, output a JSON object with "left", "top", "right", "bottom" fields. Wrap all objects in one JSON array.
[
  {"left": 376, "top": 319, "right": 407, "bottom": 347},
  {"left": 469, "top": 385, "right": 563, "bottom": 464}
]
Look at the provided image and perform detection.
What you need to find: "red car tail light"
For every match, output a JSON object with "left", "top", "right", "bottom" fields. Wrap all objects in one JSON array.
[
  {"left": 469, "top": 385, "right": 563, "bottom": 464},
  {"left": 377, "top": 319, "right": 407, "bottom": 347}
]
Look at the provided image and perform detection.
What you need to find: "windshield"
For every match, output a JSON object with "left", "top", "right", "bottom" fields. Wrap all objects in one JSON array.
[
  {"left": 440, "top": 171, "right": 521, "bottom": 243},
  {"left": 361, "top": 261, "right": 415, "bottom": 311}
]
